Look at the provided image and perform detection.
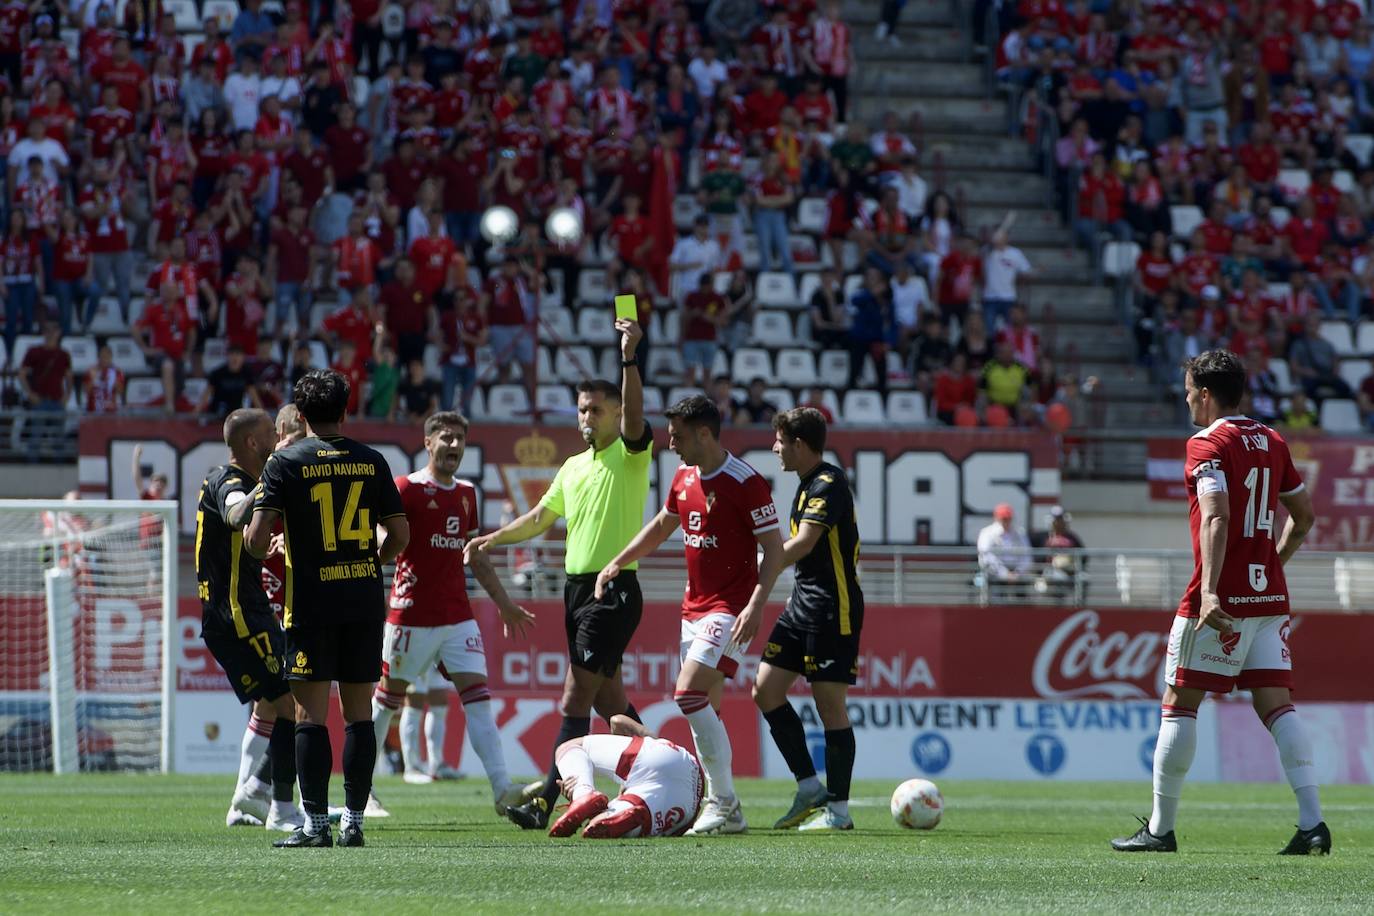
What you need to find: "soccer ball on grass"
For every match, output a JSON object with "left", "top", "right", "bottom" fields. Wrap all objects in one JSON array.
[{"left": 890, "top": 778, "right": 943, "bottom": 830}]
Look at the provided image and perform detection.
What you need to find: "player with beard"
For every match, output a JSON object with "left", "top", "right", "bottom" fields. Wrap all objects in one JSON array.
[
  {"left": 466, "top": 319, "right": 652, "bottom": 830},
  {"left": 370, "top": 410, "right": 535, "bottom": 815},
  {"left": 194, "top": 408, "right": 302, "bottom": 833}
]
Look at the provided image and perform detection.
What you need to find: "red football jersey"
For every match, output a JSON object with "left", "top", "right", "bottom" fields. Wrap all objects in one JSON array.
[
  {"left": 664, "top": 454, "right": 780, "bottom": 621},
  {"left": 387, "top": 469, "right": 479, "bottom": 627},
  {"left": 1179, "top": 416, "right": 1304, "bottom": 620}
]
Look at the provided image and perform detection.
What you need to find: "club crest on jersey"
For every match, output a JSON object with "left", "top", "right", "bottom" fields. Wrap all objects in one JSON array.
[
  {"left": 1218, "top": 631, "right": 1241, "bottom": 656},
  {"left": 705, "top": 491, "right": 716, "bottom": 512}
]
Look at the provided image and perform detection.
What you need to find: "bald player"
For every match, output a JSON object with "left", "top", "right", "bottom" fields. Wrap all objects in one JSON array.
[{"left": 195, "top": 408, "right": 303, "bottom": 832}]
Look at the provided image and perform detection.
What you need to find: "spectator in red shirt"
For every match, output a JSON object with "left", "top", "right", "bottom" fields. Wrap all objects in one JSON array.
[
  {"left": 332, "top": 212, "right": 382, "bottom": 298},
  {"left": 323, "top": 102, "right": 372, "bottom": 192},
  {"left": 743, "top": 71, "right": 787, "bottom": 138},
  {"left": 1073, "top": 152, "right": 1130, "bottom": 254},
  {"left": 484, "top": 255, "right": 535, "bottom": 383},
  {"left": 84, "top": 343, "right": 125, "bottom": 413},
  {"left": 933, "top": 352, "right": 978, "bottom": 425},
  {"left": 92, "top": 36, "right": 150, "bottom": 116},
  {"left": 322, "top": 286, "right": 380, "bottom": 365},
  {"left": 436, "top": 131, "right": 487, "bottom": 248},
  {"left": 80, "top": 158, "right": 133, "bottom": 323},
  {"left": 437, "top": 283, "right": 486, "bottom": 416},
  {"left": 936, "top": 234, "right": 983, "bottom": 326},
  {"left": 2, "top": 208, "right": 41, "bottom": 353},
  {"left": 378, "top": 256, "right": 433, "bottom": 365},
  {"left": 135, "top": 281, "right": 196, "bottom": 414},
  {"left": 267, "top": 203, "right": 319, "bottom": 333},
  {"left": 1282, "top": 197, "right": 1329, "bottom": 269},
  {"left": 331, "top": 338, "right": 367, "bottom": 418},
  {"left": 224, "top": 254, "right": 271, "bottom": 353},
  {"left": 18, "top": 320, "right": 71, "bottom": 410},
  {"left": 52, "top": 207, "right": 96, "bottom": 334},
  {"left": 681, "top": 272, "right": 728, "bottom": 386},
  {"left": 607, "top": 191, "right": 654, "bottom": 287}
]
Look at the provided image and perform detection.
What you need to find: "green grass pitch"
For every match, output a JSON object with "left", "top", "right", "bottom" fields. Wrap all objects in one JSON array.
[{"left": 1, "top": 775, "right": 1370, "bottom": 914}]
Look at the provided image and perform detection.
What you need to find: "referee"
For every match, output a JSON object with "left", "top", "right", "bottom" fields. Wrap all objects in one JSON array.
[
  {"left": 755, "top": 408, "right": 864, "bottom": 832},
  {"left": 465, "top": 318, "right": 651, "bottom": 830},
  {"left": 245, "top": 370, "right": 410, "bottom": 848}
]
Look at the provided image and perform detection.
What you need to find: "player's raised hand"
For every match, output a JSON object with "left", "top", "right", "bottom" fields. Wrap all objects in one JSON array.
[
  {"left": 594, "top": 562, "right": 621, "bottom": 600},
  {"left": 499, "top": 602, "right": 536, "bottom": 639},
  {"left": 1194, "top": 591, "right": 1236, "bottom": 635},
  {"left": 463, "top": 534, "right": 493, "bottom": 564}
]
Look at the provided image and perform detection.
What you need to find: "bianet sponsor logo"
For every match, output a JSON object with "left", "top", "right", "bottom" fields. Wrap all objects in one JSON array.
[
  {"left": 1032, "top": 610, "right": 1168, "bottom": 699},
  {"left": 682, "top": 533, "right": 719, "bottom": 548}
]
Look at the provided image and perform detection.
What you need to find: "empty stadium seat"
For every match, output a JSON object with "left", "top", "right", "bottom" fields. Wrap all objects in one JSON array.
[
  {"left": 842, "top": 273, "right": 864, "bottom": 302},
  {"left": 776, "top": 348, "right": 818, "bottom": 387},
  {"left": 641, "top": 386, "right": 664, "bottom": 413},
  {"left": 1269, "top": 206, "right": 1291, "bottom": 228},
  {"left": 752, "top": 311, "right": 793, "bottom": 346},
  {"left": 1267, "top": 358, "right": 1295, "bottom": 394},
  {"left": 576, "top": 308, "right": 617, "bottom": 345},
  {"left": 539, "top": 306, "right": 574, "bottom": 342},
  {"left": 203, "top": 338, "right": 228, "bottom": 373},
  {"left": 819, "top": 350, "right": 849, "bottom": 387},
  {"left": 1319, "top": 321, "right": 1356, "bottom": 356},
  {"left": 887, "top": 391, "right": 928, "bottom": 424},
  {"left": 1357, "top": 322, "right": 1374, "bottom": 354},
  {"left": 183, "top": 377, "right": 209, "bottom": 407},
  {"left": 555, "top": 345, "right": 595, "bottom": 383},
  {"left": 305, "top": 341, "right": 329, "bottom": 370},
  {"left": 1101, "top": 241, "right": 1141, "bottom": 277},
  {"left": 673, "top": 195, "right": 702, "bottom": 229},
  {"left": 660, "top": 309, "right": 680, "bottom": 344},
  {"left": 1319, "top": 399, "right": 1362, "bottom": 433},
  {"left": 596, "top": 347, "right": 621, "bottom": 381},
  {"left": 166, "top": 0, "right": 198, "bottom": 30},
  {"left": 756, "top": 272, "right": 799, "bottom": 310},
  {"left": 1278, "top": 168, "right": 1312, "bottom": 200},
  {"left": 85, "top": 298, "right": 127, "bottom": 335},
  {"left": 666, "top": 386, "right": 701, "bottom": 406},
  {"left": 1346, "top": 134, "right": 1374, "bottom": 167},
  {"left": 796, "top": 197, "right": 828, "bottom": 234},
  {"left": 536, "top": 384, "right": 576, "bottom": 413},
  {"left": 1339, "top": 359, "right": 1368, "bottom": 393},
  {"left": 481, "top": 384, "right": 531, "bottom": 419},
  {"left": 841, "top": 390, "right": 885, "bottom": 424},
  {"left": 1333, "top": 170, "right": 1356, "bottom": 194},
  {"left": 125, "top": 377, "right": 164, "bottom": 407},
  {"left": 466, "top": 386, "right": 486, "bottom": 418},
  {"left": 202, "top": 0, "right": 240, "bottom": 26},
  {"left": 797, "top": 272, "right": 821, "bottom": 308},
  {"left": 648, "top": 348, "right": 684, "bottom": 380},
  {"left": 108, "top": 337, "right": 149, "bottom": 374},
  {"left": 764, "top": 388, "right": 795, "bottom": 411},
  {"left": 741, "top": 234, "right": 761, "bottom": 270},
  {"left": 731, "top": 347, "right": 772, "bottom": 382},
  {"left": 577, "top": 269, "right": 608, "bottom": 307},
  {"left": 536, "top": 345, "right": 555, "bottom": 381},
  {"left": 1168, "top": 205, "right": 1204, "bottom": 240}
]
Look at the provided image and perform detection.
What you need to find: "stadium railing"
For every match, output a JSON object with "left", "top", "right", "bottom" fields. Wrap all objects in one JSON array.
[{"left": 484, "top": 543, "right": 1372, "bottom": 613}]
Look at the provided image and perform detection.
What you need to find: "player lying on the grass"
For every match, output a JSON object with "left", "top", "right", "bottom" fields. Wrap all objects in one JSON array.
[
  {"left": 370, "top": 411, "right": 534, "bottom": 816},
  {"left": 597, "top": 395, "right": 784, "bottom": 836},
  {"left": 194, "top": 408, "right": 302, "bottom": 832},
  {"left": 548, "top": 715, "right": 705, "bottom": 839},
  {"left": 756, "top": 408, "right": 864, "bottom": 832},
  {"left": 1112, "top": 349, "right": 1330, "bottom": 856}
]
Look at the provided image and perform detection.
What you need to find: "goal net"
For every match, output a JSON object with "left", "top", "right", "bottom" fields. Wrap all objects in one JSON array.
[{"left": 0, "top": 499, "right": 178, "bottom": 773}]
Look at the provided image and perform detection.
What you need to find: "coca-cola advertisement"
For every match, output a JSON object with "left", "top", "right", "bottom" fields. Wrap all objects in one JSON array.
[{"left": 1149, "top": 436, "right": 1374, "bottom": 550}]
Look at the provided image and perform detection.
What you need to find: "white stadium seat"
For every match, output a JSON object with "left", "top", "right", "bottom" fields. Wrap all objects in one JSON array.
[
  {"left": 577, "top": 269, "right": 608, "bottom": 307},
  {"left": 1169, "top": 205, "right": 1204, "bottom": 240},
  {"left": 481, "top": 384, "right": 531, "bottom": 419},
  {"left": 797, "top": 272, "right": 821, "bottom": 308},
  {"left": 1319, "top": 399, "right": 1362, "bottom": 433},
  {"left": 819, "top": 350, "right": 849, "bottom": 388},
  {"left": 1269, "top": 206, "right": 1291, "bottom": 229},
  {"left": 536, "top": 384, "right": 576, "bottom": 414},
  {"left": 202, "top": 0, "right": 240, "bottom": 27},
  {"left": 1334, "top": 556, "right": 1374, "bottom": 611},
  {"left": 841, "top": 390, "right": 885, "bottom": 424},
  {"left": 887, "top": 391, "right": 928, "bottom": 424},
  {"left": 1267, "top": 358, "right": 1295, "bottom": 395},
  {"left": 647, "top": 347, "right": 684, "bottom": 380},
  {"left": 1333, "top": 170, "right": 1356, "bottom": 194},
  {"left": 731, "top": 347, "right": 773, "bottom": 382},
  {"left": 673, "top": 195, "right": 702, "bottom": 230},
  {"left": 764, "top": 388, "right": 795, "bottom": 412},
  {"left": 641, "top": 386, "right": 664, "bottom": 414},
  {"left": 751, "top": 311, "right": 793, "bottom": 347},
  {"left": 125, "top": 377, "right": 164, "bottom": 407},
  {"left": 1278, "top": 168, "right": 1312, "bottom": 200},
  {"left": 1101, "top": 241, "right": 1141, "bottom": 278},
  {"left": 756, "top": 272, "right": 800, "bottom": 309},
  {"left": 796, "top": 197, "right": 828, "bottom": 234},
  {"left": 1357, "top": 321, "right": 1374, "bottom": 354},
  {"left": 1345, "top": 133, "right": 1374, "bottom": 167},
  {"left": 776, "top": 348, "right": 818, "bottom": 387},
  {"left": 536, "top": 345, "right": 555, "bottom": 381},
  {"left": 660, "top": 308, "right": 680, "bottom": 344},
  {"left": 555, "top": 345, "right": 595, "bottom": 383},
  {"left": 63, "top": 337, "right": 99, "bottom": 375},
  {"left": 576, "top": 308, "right": 617, "bottom": 345},
  {"left": 182, "top": 377, "right": 208, "bottom": 407},
  {"left": 108, "top": 337, "right": 149, "bottom": 375},
  {"left": 538, "top": 306, "right": 575, "bottom": 343},
  {"left": 666, "top": 386, "right": 701, "bottom": 407},
  {"left": 203, "top": 338, "right": 228, "bottom": 373},
  {"left": 165, "top": 0, "right": 198, "bottom": 31},
  {"left": 1339, "top": 359, "right": 1368, "bottom": 393},
  {"left": 843, "top": 273, "right": 864, "bottom": 302},
  {"left": 1319, "top": 321, "right": 1355, "bottom": 356}
]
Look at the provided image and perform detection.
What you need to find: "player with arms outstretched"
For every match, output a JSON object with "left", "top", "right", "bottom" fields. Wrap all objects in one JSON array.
[
  {"left": 246, "top": 370, "right": 410, "bottom": 848},
  {"left": 597, "top": 395, "right": 784, "bottom": 836},
  {"left": 194, "top": 408, "right": 302, "bottom": 832},
  {"left": 1113, "top": 349, "right": 1328, "bottom": 855},
  {"left": 548, "top": 715, "right": 705, "bottom": 839},
  {"left": 370, "top": 410, "right": 534, "bottom": 815},
  {"left": 756, "top": 408, "right": 864, "bottom": 832}
]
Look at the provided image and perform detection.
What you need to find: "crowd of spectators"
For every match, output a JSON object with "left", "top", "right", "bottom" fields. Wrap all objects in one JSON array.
[
  {"left": 0, "top": 0, "right": 1067, "bottom": 430},
  {"left": 996, "top": 0, "right": 1374, "bottom": 430}
]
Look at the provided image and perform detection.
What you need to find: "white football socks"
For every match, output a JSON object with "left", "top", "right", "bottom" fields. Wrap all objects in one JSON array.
[
  {"left": 1148, "top": 711, "right": 1197, "bottom": 836},
  {"left": 424, "top": 705, "right": 448, "bottom": 773},
  {"left": 555, "top": 744, "right": 595, "bottom": 801},
  {"left": 1268, "top": 707, "right": 1324, "bottom": 830},
  {"left": 399, "top": 706, "right": 423, "bottom": 772},
  {"left": 236, "top": 716, "right": 272, "bottom": 796},
  {"left": 460, "top": 686, "right": 510, "bottom": 792},
  {"left": 685, "top": 706, "right": 736, "bottom": 802},
  {"left": 372, "top": 686, "right": 403, "bottom": 750}
]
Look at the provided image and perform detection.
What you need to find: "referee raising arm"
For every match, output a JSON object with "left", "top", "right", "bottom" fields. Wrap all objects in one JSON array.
[
  {"left": 465, "top": 318, "right": 651, "bottom": 830},
  {"left": 245, "top": 370, "right": 410, "bottom": 848}
]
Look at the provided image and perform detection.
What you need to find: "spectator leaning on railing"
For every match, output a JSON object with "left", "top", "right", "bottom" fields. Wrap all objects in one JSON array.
[{"left": 977, "top": 502, "right": 1033, "bottom": 592}]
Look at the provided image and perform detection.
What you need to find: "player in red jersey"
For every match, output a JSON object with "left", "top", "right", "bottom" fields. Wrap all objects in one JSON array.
[
  {"left": 369, "top": 411, "right": 534, "bottom": 816},
  {"left": 1113, "top": 349, "right": 1328, "bottom": 856},
  {"left": 597, "top": 395, "right": 784, "bottom": 836}
]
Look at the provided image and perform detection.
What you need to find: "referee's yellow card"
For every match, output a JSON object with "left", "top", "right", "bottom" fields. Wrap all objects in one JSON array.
[{"left": 614, "top": 294, "right": 638, "bottom": 322}]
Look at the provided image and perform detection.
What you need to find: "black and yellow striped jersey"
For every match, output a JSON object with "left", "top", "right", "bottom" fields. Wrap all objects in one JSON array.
[
  {"left": 779, "top": 461, "right": 864, "bottom": 636},
  {"left": 253, "top": 435, "right": 405, "bottom": 628},
  {"left": 195, "top": 463, "right": 272, "bottom": 638}
]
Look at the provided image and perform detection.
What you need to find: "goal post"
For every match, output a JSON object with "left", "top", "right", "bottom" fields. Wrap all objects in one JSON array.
[{"left": 0, "top": 499, "right": 179, "bottom": 774}]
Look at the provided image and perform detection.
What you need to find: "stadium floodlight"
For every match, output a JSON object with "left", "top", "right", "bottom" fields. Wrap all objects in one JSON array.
[
  {"left": 0, "top": 499, "right": 178, "bottom": 774},
  {"left": 480, "top": 205, "right": 519, "bottom": 244},
  {"left": 545, "top": 206, "right": 583, "bottom": 246}
]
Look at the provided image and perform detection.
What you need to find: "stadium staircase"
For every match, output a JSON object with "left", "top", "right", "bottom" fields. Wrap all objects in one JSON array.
[{"left": 846, "top": 0, "right": 1171, "bottom": 455}]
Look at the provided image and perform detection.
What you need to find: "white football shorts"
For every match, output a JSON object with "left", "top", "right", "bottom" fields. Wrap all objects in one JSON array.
[
  {"left": 1165, "top": 614, "right": 1293, "bottom": 693},
  {"left": 680, "top": 612, "right": 744, "bottom": 678},
  {"left": 585, "top": 735, "right": 705, "bottom": 837},
  {"left": 383, "top": 619, "right": 488, "bottom": 685}
]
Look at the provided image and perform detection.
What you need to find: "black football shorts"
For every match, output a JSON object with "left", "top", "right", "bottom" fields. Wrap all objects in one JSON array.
[
  {"left": 762, "top": 615, "right": 861, "bottom": 685},
  {"left": 203, "top": 613, "right": 290, "bottom": 703},
  {"left": 564, "top": 571, "right": 643, "bottom": 677},
  {"left": 284, "top": 618, "right": 385, "bottom": 683}
]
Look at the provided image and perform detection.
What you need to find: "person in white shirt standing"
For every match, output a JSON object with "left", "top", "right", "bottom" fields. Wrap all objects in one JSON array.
[
  {"left": 669, "top": 215, "right": 723, "bottom": 304},
  {"left": 223, "top": 54, "right": 264, "bottom": 133},
  {"left": 981, "top": 220, "right": 1034, "bottom": 333},
  {"left": 687, "top": 44, "right": 728, "bottom": 103},
  {"left": 977, "top": 502, "right": 1033, "bottom": 596},
  {"left": 7, "top": 118, "right": 69, "bottom": 191}
]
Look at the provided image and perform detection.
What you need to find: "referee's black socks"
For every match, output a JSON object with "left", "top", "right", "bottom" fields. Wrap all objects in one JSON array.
[
  {"left": 541, "top": 715, "right": 591, "bottom": 807},
  {"left": 295, "top": 722, "right": 332, "bottom": 833},
  {"left": 824, "top": 727, "right": 856, "bottom": 803},
  {"left": 763, "top": 703, "right": 818, "bottom": 782},
  {"left": 270, "top": 717, "right": 297, "bottom": 803},
  {"left": 342, "top": 721, "right": 377, "bottom": 815}
]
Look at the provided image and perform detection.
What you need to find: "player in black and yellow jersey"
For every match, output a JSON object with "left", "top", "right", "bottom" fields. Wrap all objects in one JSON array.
[
  {"left": 195, "top": 407, "right": 302, "bottom": 833},
  {"left": 246, "top": 370, "right": 410, "bottom": 848},
  {"left": 756, "top": 407, "right": 864, "bottom": 833}
]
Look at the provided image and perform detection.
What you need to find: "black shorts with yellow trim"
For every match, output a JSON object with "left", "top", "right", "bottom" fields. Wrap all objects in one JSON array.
[
  {"left": 284, "top": 618, "right": 385, "bottom": 683},
  {"left": 762, "top": 615, "right": 861, "bottom": 685},
  {"left": 203, "top": 613, "right": 289, "bottom": 704}
]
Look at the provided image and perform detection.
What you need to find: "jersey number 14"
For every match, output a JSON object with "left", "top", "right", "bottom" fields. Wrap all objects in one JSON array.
[
  {"left": 1242, "top": 467, "right": 1275, "bottom": 540},
  {"left": 311, "top": 481, "right": 372, "bottom": 551}
]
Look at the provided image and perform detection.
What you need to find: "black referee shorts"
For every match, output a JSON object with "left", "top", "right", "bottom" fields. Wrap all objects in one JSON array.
[
  {"left": 763, "top": 615, "right": 861, "bottom": 685},
  {"left": 284, "top": 618, "right": 385, "bottom": 684},
  {"left": 564, "top": 571, "right": 643, "bottom": 677},
  {"left": 203, "top": 615, "right": 290, "bottom": 704}
]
